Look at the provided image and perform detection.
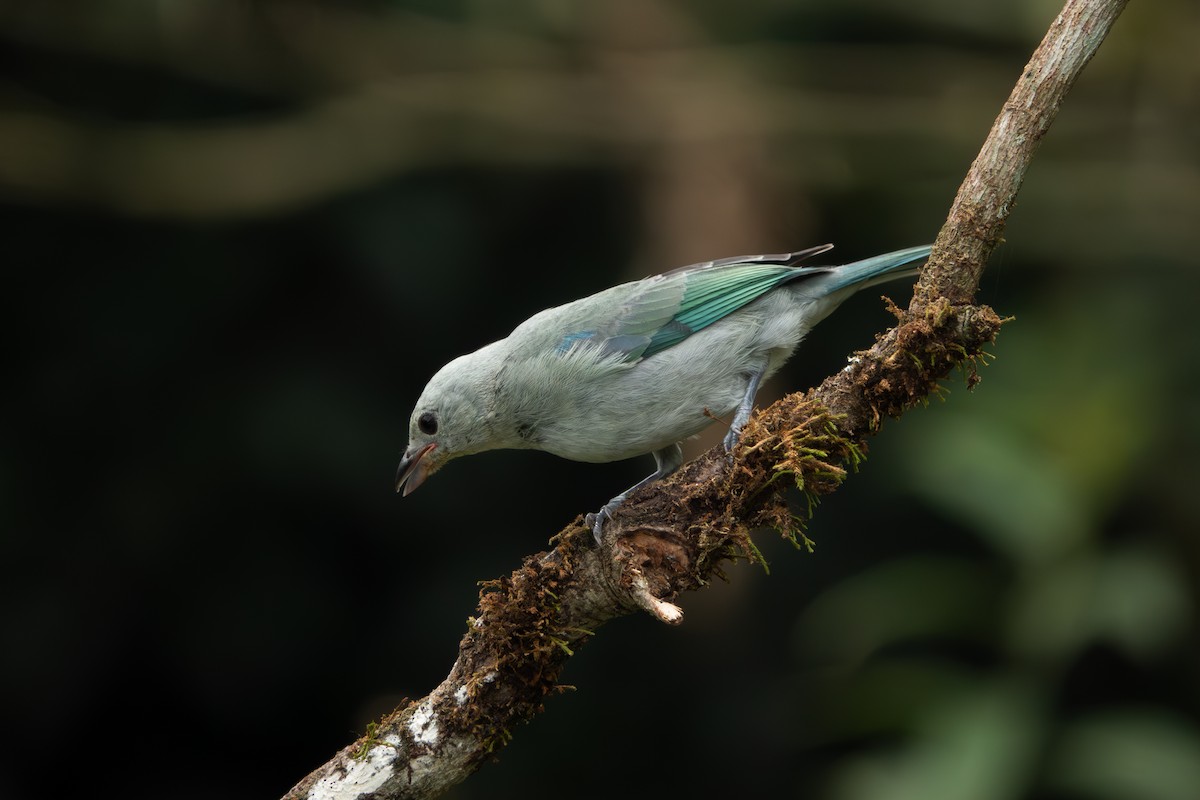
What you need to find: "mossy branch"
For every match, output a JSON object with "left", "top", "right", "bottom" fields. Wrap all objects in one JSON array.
[{"left": 282, "top": 1, "right": 1129, "bottom": 798}]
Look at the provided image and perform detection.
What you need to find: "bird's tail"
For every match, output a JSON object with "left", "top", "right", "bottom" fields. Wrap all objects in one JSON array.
[{"left": 822, "top": 244, "right": 933, "bottom": 294}]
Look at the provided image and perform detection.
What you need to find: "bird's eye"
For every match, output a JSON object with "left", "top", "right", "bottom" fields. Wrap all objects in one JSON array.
[{"left": 417, "top": 411, "right": 438, "bottom": 435}]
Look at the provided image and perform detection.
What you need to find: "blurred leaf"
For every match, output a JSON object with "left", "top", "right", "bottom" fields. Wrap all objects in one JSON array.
[
  {"left": 829, "top": 679, "right": 1044, "bottom": 800},
  {"left": 796, "top": 660, "right": 982, "bottom": 743},
  {"left": 1048, "top": 710, "right": 1200, "bottom": 800},
  {"left": 1007, "top": 546, "right": 1191, "bottom": 661},
  {"left": 792, "top": 555, "right": 1000, "bottom": 666}
]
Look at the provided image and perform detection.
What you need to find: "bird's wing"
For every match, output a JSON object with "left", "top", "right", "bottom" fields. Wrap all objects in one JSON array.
[{"left": 556, "top": 246, "right": 835, "bottom": 362}]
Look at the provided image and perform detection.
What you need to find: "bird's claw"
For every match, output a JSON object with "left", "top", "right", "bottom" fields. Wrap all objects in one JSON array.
[
  {"left": 586, "top": 505, "right": 615, "bottom": 544},
  {"left": 723, "top": 424, "right": 743, "bottom": 455},
  {"left": 585, "top": 445, "right": 680, "bottom": 546}
]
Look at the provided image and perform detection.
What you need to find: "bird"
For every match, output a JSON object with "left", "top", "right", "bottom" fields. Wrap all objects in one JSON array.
[{"left": 395, "top": 243, "right": 932, "bottom": 542}]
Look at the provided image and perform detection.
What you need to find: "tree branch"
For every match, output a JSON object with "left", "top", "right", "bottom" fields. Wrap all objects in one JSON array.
[{"left": 282, "top": 1, "right": 1128, "bottom": 797}]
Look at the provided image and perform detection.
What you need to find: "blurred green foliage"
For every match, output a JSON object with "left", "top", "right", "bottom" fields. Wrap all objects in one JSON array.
[{"left": 1, "top": 1, "right": 1197, "bottom": 799}]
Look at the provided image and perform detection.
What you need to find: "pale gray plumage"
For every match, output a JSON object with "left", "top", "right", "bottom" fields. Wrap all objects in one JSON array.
[{"left": 396, "top": 243, "right": 932, "bottom": 541}]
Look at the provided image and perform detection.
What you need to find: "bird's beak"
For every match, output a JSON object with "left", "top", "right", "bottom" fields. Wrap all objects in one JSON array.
[{"left": 395, "top": 442, "right": 437, "bottom": 496}]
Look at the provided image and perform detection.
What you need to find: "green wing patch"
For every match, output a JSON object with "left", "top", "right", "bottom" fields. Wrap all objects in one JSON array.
[{"left": 642, "top": 264, "right": 800, "bottom": 358}]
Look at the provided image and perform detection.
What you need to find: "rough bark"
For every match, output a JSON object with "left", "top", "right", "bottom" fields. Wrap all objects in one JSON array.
[{"left": 282, "top": 1, "right": 1129, "bottom": 797}]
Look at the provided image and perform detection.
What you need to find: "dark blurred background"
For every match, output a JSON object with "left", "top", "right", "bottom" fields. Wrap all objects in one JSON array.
[{"left": 2, "top": 1, "right": 1198, "bottom": 798}]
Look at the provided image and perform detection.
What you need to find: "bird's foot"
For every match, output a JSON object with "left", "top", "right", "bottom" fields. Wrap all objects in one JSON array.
[
  {"left": 585, "top": 506, "right": 613, "bottom": 544},
  {"left": 723, "top": 423, "right": 744, "bottom": 455},
  {"left": 585, "top": 497, "right": 624, "bottom": 544}
]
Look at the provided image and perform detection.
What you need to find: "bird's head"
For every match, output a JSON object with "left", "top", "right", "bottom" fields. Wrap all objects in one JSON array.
[{"left": 395, "top": 345, "right": 504, "bottom": 496}]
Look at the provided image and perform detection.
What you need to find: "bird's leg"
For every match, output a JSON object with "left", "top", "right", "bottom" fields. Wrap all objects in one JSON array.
[
  {"left": 588, "top": 443, "right": 684, "bottom": 543},
  {"left": 723, "top": 361, "right": 767, "bottom": 452}
]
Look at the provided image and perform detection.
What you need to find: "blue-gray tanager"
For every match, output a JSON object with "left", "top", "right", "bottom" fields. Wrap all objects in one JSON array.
[{"left": 396, "top": 243, "right": 931, "bottom": 541}]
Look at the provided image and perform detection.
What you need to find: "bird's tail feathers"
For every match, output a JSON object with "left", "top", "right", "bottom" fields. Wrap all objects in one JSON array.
[{"left": 823, "top": 244, "right": 933, "bottom": 294}]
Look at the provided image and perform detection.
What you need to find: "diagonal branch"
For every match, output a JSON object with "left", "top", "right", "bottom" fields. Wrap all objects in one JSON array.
[{"left": 282, "top": 1, "right": 1128, "bottom": 798}]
